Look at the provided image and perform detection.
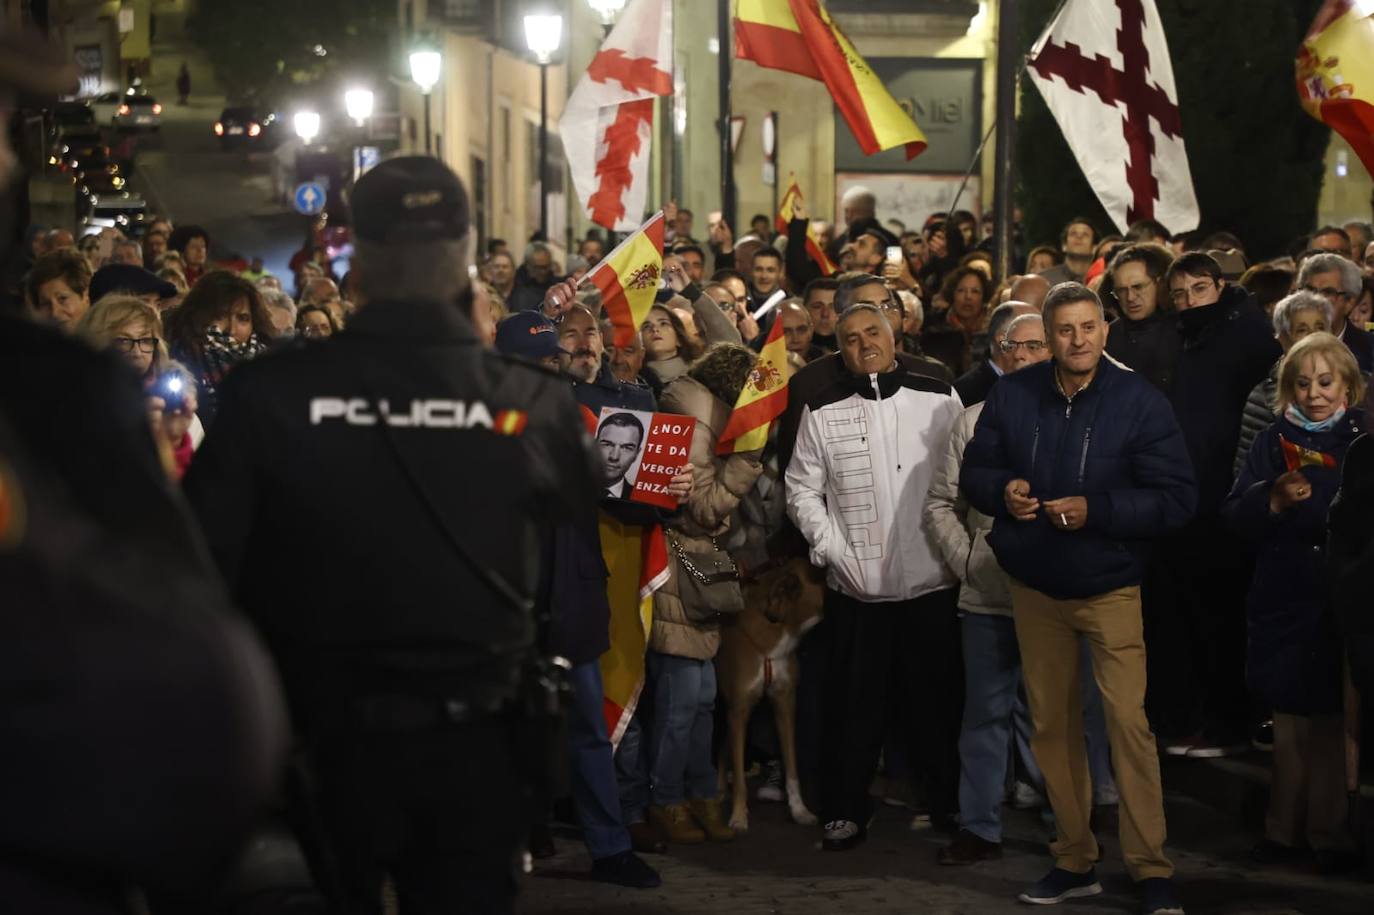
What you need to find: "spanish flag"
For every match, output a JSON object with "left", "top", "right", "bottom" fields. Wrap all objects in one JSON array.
[
  {"left": 1297, "top": 0, "right": 1374, "bottom": 176},
  {"left": 716, "top": 314, "right": 792, "bottom": 454},
  {"left": 734, "top": 0, "right": 926, "bottom": 160},
  {"left": 1280, "top": 434, "right": 1339, "bottom": 473},
  {"left": 584, "top": 211, "right": 665, "bottom": 348},
  {"left": 777, "top": 176, "right": 837, "bottom": 276}
]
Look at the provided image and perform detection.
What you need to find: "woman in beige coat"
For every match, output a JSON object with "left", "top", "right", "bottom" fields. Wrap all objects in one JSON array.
[{"left": 643, "top": 343, "right": 763, "bottom": 845}]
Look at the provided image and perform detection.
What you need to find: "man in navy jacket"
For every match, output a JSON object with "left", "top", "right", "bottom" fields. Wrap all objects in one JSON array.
[{"left": 961, "top": 283, "right": 1196, "bottom": 915}]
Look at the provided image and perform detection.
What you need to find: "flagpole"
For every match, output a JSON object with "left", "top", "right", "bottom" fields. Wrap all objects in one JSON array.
[
  {"left": 718, "top": 0, "right": 737, "bottom": 234},
  {"left": 992, "top": 0, "right": 1019, "bottom": 282}
]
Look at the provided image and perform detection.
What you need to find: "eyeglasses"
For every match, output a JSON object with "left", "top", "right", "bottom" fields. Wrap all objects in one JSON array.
[
  {"left": 999, "top": 338, "right": 1047, "bottom": 354},
  {"left": 112, "top": 335, "right": 158, "bottom": 353},
  {"left": 1302, "top": 284, "right": 1348, "bottom": 300},
  {"left": 300, "top": 324, "right": 331, "bottom": 338},
  {"left": 1117, "top": 277, "right": 1155, "bottom": 299},
  {"left": 1168, "top": 280, "right": 1219, "bottom": 304}
]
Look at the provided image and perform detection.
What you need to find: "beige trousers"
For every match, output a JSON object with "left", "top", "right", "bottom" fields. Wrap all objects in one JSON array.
[{"left": 1010, "top": 581, "right": 1173, "bottom": 880}]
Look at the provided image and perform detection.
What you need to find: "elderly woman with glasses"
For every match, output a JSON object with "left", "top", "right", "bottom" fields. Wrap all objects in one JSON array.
[
  {"left": 1225, "top": 332, "right": 1365, "bottom": 873},
  {"left": 1234, "top": 290, "right": 1331, "bottom": 476}
]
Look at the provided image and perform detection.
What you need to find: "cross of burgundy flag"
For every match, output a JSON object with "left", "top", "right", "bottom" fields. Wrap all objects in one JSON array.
[
  {"left": 559, "top": 0, "right": 672, "bottom": 231},
  {"left": 1027, "top": 0, "right": 1200, "bottom": 235}
]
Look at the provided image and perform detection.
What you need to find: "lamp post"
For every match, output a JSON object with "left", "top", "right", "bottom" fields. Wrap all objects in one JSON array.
[
  {"left": 588, "top": 0, "right": 627, "bottom": 36},
  {"left": 344, "top": 88, "right": 375, "bottom": 180},
  {"left": 409, "top": 45, "right": 441, "bottom": 155},
  {"left": 524, "top": 13, "right": 563, "bottom": 241},
  {"left": 293, "top": 110, "right": 321, "bottom": 146}
]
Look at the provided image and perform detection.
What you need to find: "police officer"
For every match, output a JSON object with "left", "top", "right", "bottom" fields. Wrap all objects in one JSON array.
[{"left": 183, "top": 156, "right": 600, "bottom": 914}]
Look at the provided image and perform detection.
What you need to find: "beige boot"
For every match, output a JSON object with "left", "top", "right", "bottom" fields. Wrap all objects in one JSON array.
[
  {"left": 647, "top": 803, "right": 706, "bottom": 844},
  {"left": 688, "top": 797, "right": 736, "bottom": 842}
]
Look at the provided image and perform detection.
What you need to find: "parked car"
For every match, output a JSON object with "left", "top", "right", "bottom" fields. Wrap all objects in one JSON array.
[
  {"left": 80, "top": 191, "right": 148, "bottom": 234},
  {"left": 49, "top": 101, "right": 95, "bottom": 140},
  {"left": 55, "top": 130, "right": 109, "bottom": 173},
  {"left": 89, "top": 91, "right": 125, "bottom": 125}
]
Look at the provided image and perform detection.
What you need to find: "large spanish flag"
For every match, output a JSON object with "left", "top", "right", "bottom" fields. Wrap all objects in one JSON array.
[
  {"left": 734, "top": 0, "right": 926, "bottom": 160},
  {"left": 716, "top": 314, "right": 792, "bottom": 454},
  {"left": 583, "top": 211, "right": 665, "bottom": 348},
  {"left": 777, "top": 176, "right": 837, "bottom": 276},
  {"left": 1298, "top": 0, "right": 1374, "bottom": 176}
]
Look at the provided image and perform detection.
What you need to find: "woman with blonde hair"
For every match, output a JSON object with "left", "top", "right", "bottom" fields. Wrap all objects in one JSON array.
[
  {"left": 75, "top": 294, "right": 170, "bottom": 385},
  {"left": 1225, "top": 332, "right": 1365, "bottom": 873}
]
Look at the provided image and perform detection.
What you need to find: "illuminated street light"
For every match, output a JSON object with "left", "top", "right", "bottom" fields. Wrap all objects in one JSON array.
[
  {"left": 525, "top": 14, "right": 563, "bottom": 240},
  {"left": 409, "top": 43, "right": 442, "bottom": 154},
  {"left": 293, "top": 110, "right": 321, "bottom": 145},
  {"left": 523, "top": 14, "right": 563, "bottom": 65},
  {"left": 588, "top": 0, "right": 627, "bottom": 31},
  {"left": 344, "top": 88, "right": 374, "bottom": 127}
]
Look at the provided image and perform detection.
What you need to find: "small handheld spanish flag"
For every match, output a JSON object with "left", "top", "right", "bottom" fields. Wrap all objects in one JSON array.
[
  {"left": 1280, "top": 434, "right": 1339, "bottom": 473},
  {"left": 777, "top": 177, "right": 837, "bottom": 276},
  {"left": 715, "top": 315, "right": 792, "bottom": 454},
  {"left": 582, "top": 211, "right": 665, "bottom": 349}
]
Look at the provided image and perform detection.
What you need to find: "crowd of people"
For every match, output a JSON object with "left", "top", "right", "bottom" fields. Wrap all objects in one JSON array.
[{"left": 10, "top": 168, "right": 1374, "bottom": 913}]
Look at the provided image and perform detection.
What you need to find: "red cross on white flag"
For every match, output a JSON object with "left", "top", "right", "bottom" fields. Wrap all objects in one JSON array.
[
  {"left": 560, "top": 0, "right": 673, "bottom": 231},
  {"left": 1027, "top": 0, "right": 1200, "bottom": 235}
]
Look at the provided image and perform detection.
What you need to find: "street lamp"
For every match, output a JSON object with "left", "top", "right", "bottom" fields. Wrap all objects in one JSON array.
[
  {"left": 344, "top": 88, "right": 374, "bottom": 127},
  {"left": 588, "top": 0, "right": 627, "bottom": 35},
  {"left": 524, "top": 13, "right": 562, "bottom": 240},
  {"left": 409, "top": 44, "right": 442, "bottom": 155},
  {"left": 294, "top": 110, "right": 321, "bottom": 146}
]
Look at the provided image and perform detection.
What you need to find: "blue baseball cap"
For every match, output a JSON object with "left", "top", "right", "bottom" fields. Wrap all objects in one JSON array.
[{"left": 495, "top": 311, "right": 564, "bottom": 360}]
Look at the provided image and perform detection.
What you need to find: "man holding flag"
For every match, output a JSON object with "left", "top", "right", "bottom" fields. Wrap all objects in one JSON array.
[{"left": 785, "top": 279, "right": 965, "bottom": 851}]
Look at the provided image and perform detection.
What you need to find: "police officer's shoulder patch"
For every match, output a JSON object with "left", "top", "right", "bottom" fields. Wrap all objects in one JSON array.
[
  {"left": 0, "top": 455, "right": 26, "bottom": 549},
  {"left": 493, "top": 410, "right": 528, "bottom": 436}
]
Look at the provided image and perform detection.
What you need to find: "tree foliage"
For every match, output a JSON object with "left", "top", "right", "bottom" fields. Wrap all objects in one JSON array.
[
  {"left": 1016, "top": 0, "right": 1330, "bottom": 260},
  {"left": 188, "top": 0, "right": 396, "bottom": 107}
]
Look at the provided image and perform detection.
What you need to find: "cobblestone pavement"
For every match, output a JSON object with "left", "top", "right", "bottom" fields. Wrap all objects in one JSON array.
[{"left": 519, "top": 790, "right": 1374, "bottom": 914}]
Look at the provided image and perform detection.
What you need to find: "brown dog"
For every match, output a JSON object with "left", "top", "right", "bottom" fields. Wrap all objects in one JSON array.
[{"left": 715, "top": 556, "right": 825, "bottom": 832}]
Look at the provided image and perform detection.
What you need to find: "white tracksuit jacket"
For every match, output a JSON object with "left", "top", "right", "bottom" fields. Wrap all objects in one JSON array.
[{"left": 785, "top": 366, "right": 963, "bottom": 602}]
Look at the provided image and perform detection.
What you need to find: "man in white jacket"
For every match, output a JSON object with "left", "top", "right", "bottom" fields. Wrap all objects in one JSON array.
[{"left": 785, "top": 284, "right": 964, "bottom": 851}]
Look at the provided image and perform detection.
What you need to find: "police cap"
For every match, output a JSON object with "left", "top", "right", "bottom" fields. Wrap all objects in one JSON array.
[{"left": 351, "top": 155, "right": 470, "bottom": 245}]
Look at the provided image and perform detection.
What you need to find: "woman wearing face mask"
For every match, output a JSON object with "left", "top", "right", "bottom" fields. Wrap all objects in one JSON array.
[
  {"left": 163, "top": 270, "right": 272, "bottom": 425},
  {"left": 1224, "top": 332, "right": 1365, "bottom": 874}
]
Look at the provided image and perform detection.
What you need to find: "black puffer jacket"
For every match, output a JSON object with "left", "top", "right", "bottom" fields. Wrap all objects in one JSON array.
[{"left": 1233, "top": 362, "right": 1278, "bottom": 479}]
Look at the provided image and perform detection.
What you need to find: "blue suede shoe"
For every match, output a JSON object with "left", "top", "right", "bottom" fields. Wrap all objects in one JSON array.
[{"left": 1018, "top": 866, "right": 1103, "bottom": 905}]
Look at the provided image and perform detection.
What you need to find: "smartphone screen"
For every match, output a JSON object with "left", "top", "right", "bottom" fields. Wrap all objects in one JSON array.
[
  {"left": 886, "top": 245, "right": 903, "bottom": 266},
  {"left": 708, "top": 210, "right": 723, "bottom": 227}
]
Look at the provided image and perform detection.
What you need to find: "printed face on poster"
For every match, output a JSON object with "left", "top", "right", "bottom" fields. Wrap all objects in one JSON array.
[{"left": 595, "top": 408, "right": 696, "bottom": 508}]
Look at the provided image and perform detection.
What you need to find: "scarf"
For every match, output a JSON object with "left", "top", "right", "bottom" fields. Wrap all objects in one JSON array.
[{"left": 1284, "top": 402, "right": 1347, "bottom": 433}]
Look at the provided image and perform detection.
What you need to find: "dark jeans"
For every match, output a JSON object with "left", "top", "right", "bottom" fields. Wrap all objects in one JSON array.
[
  {"left": 566, "top": 661, "right": 632, "bottom": 860},
  {"left": 820, "top": 587, "right": 964, "bottom": 825},
  {"left": 646, "top": 650, "right": 718, "bottom": 806},
  {"left": 1144, "top": 520, "right": 1252, "bottom": 739},
  {"left": 304, "top": 721, "right": 528, "bottom": 914}
]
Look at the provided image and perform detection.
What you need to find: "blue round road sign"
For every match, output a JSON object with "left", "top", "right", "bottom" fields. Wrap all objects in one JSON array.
[{"left": 293, "top": 182, "right": 326, "bottom": 216}]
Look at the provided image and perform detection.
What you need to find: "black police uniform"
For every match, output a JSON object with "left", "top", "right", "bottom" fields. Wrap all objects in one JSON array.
[
  {"left": 0, "top": 316, "right": 287, "bottom": 911},
  {"left": 183, "top": 158, "right": 600, "bottom": 914}
]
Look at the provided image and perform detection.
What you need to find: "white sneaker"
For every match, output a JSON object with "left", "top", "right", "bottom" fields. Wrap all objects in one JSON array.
[
  {"left": 756, "top": 760, "right": 784, "bottom": 802},
  {"left": 821, "top": 819, "right": 864, "bottom": 850},
  {"left": 1012, "top": 780, "right": 1044, "bottom": 809}
]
